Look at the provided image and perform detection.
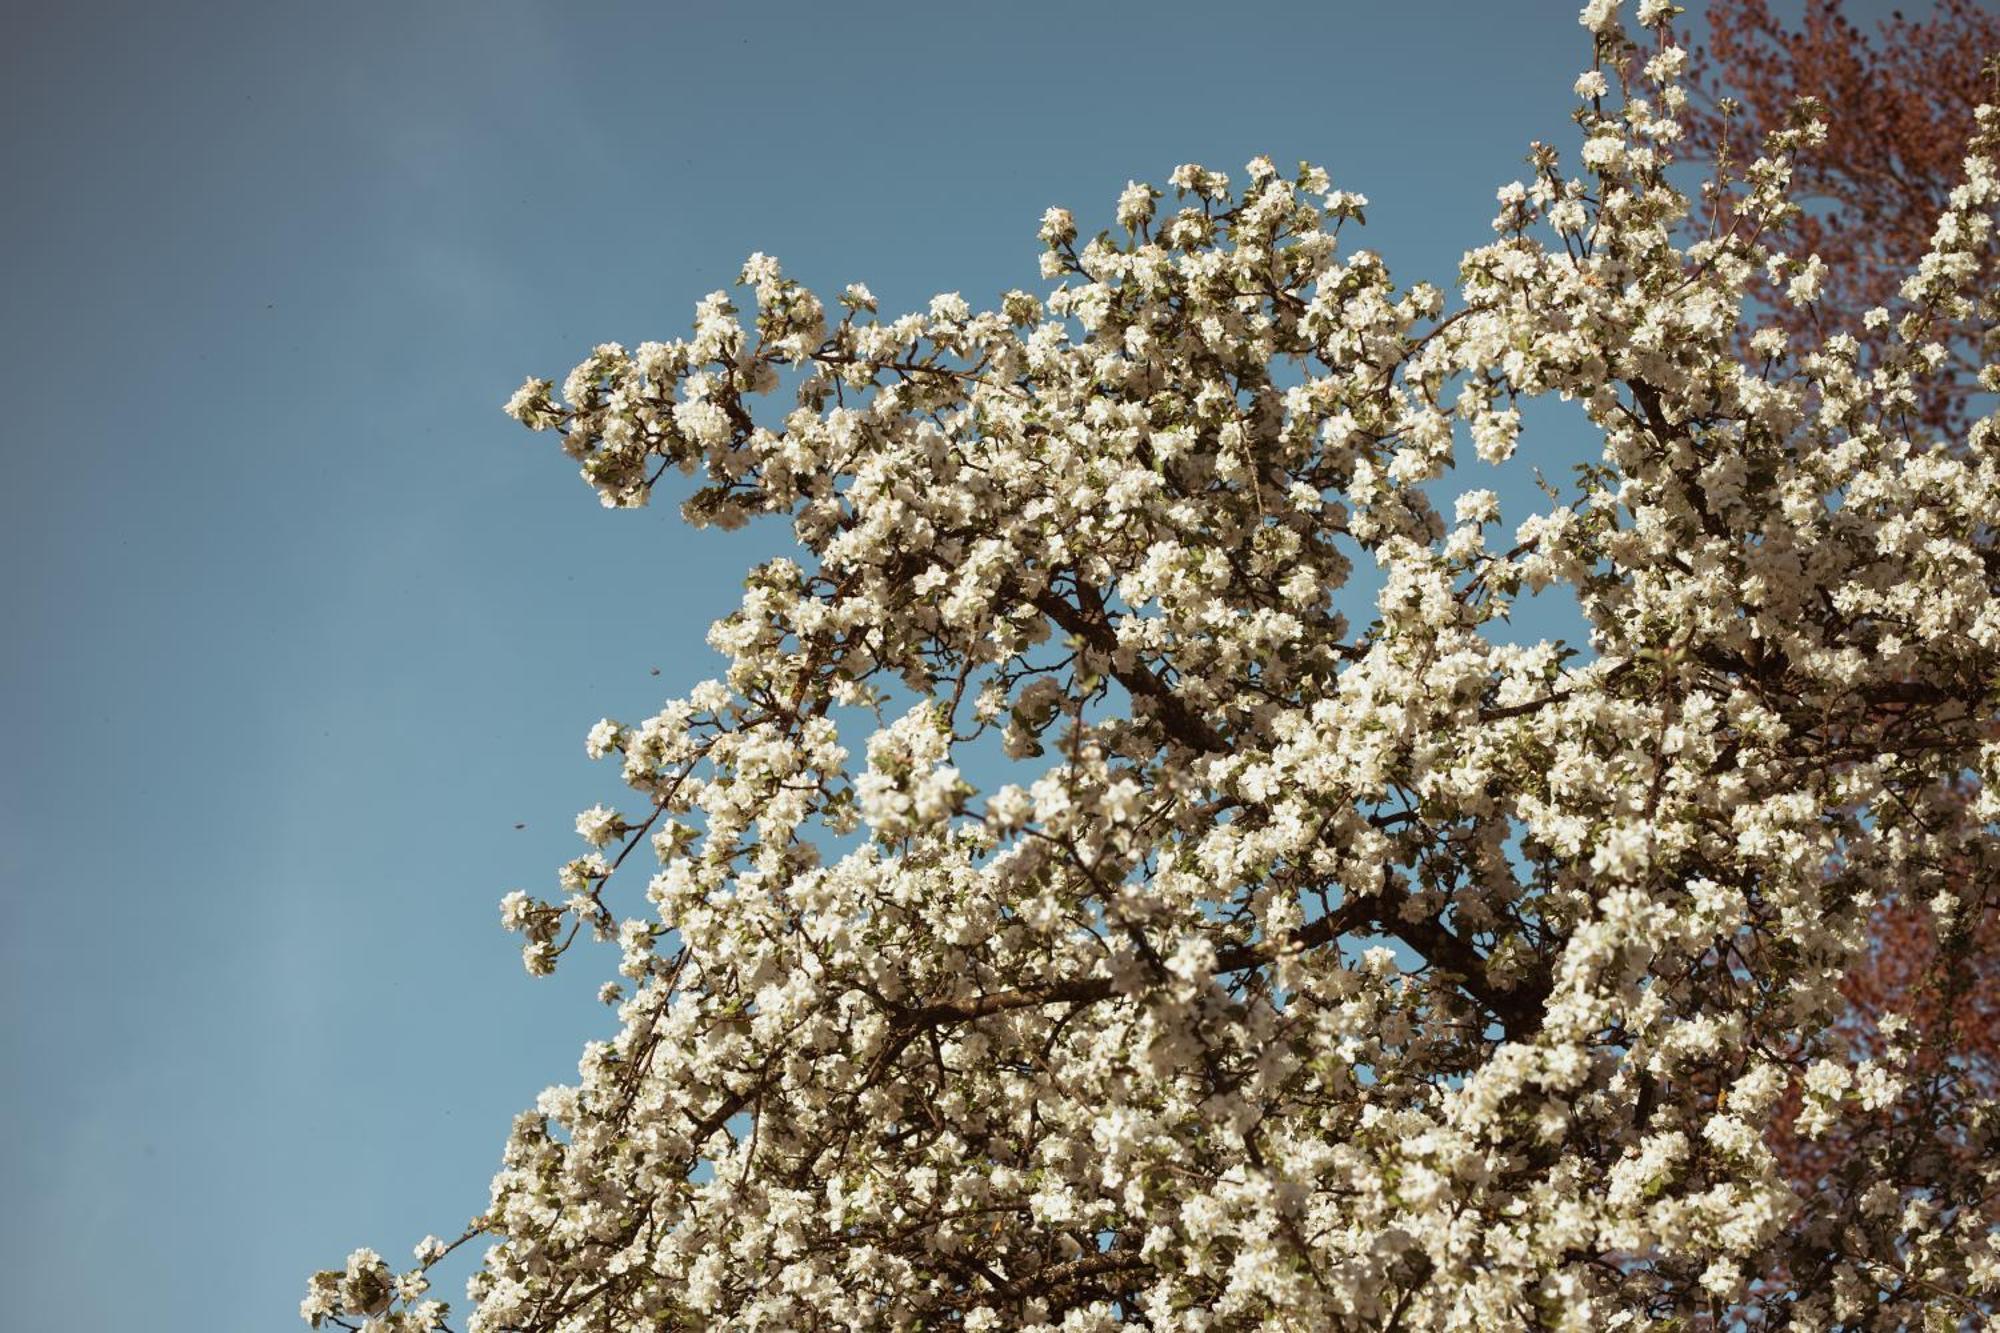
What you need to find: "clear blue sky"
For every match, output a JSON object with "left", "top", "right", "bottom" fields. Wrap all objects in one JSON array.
[{"left": 0, "top": 2, "right": 1910, "bottom": 1328}]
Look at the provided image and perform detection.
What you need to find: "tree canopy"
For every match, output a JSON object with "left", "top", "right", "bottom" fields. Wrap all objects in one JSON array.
[{"left": 308, "top": 3, "right": 2000, "bottom": 1328}]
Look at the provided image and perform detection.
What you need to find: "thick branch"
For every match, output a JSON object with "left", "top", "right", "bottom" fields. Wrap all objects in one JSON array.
[
  {"left": 895, "top": 896, "right": 1375, "bottom": 1031},
  {"left": 1031, "top": 588, "right": 1228, "bottom": 754}
]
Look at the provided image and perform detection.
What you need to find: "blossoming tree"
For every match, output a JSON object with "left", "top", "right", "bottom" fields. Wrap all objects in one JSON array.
[{"left": 307, "top": 2, "right": 2000, "bottom": 1327}]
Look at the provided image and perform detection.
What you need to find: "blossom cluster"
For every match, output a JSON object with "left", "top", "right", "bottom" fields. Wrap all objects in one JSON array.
[{"left": 314, "top": 3, "right": 2000, "bottom": 1328}]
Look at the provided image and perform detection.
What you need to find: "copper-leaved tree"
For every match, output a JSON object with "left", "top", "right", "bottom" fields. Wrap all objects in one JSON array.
[
  {"left": 1685, "top": 0, "right": 2000, "bottom": 1218},
  {"left": 1685, "top": 0, "right": 2000, "bottom": 434},
  {"left": 309, "top": 4, "right": 2000, "bottom": 1328}
]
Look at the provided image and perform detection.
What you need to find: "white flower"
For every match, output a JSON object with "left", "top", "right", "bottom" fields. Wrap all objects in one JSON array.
[
  {"left": 575, "top": 804, "right": 621, "bottom": 848},
  {"left": 502, "top": 377, "right": 557, "bottom": 429},
  {"left": 1786, "top": 253, "right": 1826, "bottom": 304},
  {"left": 1101, "top": 777, "right": 1144, "bottom": 822},
  {"left": 584, "top": 718, "right": 622, "bottom": 759},
  {"left": 1636, "top": 0, "right": 1674, "bottom": 28},
  {"left": 498, "top": 890, "right": 533, "bottom": 932},
  {"left": 1116, "top": 180, "right": 1157, "bottom": 231},
  {"left": 1700, "top": 1259, "right": 1741, "bottom": 1298},
  {"left": 1471, "top": 407, "right": 1522, "bottom": 463}
]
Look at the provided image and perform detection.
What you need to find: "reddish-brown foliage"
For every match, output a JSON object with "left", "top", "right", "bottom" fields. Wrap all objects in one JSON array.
[
  {"left": 1685, "top": 0, "right": 2000, "bottom": 434},
  {"left": 1767, "top": 888, "right": 2000, "bottom": 1190},
  {"left": 1685, "top": 0, "right": 2000, "bottom": 1201}
]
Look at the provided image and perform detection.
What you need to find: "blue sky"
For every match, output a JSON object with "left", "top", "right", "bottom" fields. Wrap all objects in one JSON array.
[{"left": 0, "top": 2, "right": 1911, "bottom": 1328}]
